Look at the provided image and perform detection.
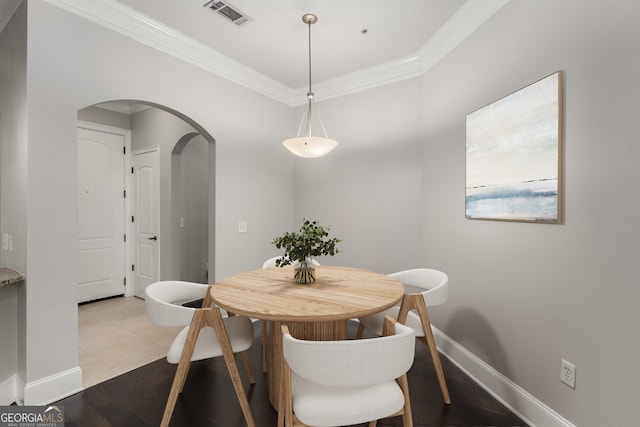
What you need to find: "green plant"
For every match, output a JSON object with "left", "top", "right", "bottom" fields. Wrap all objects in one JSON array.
[{"left": 271, "top": 219, "right": 341, "bottom": 267}]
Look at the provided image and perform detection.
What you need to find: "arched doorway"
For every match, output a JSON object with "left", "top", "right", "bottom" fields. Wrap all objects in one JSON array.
[
  {"left": 172, "top": 133, "right": 210, "bottom": 283},
  {"left": 76, "top": 99, "right": 215, "bottom": 388},
  {"left": 77, "top": 99, "right": 215, "bottom": 300}
]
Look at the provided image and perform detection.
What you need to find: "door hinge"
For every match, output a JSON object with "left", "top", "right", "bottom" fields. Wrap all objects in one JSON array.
[
  {"left": 123, "top": 146, "right": 126, "bottom": 154},
  {"left": 123, "top": 190, "right": 126, "bottom": 198},
  {"left": 131, "top": 167, "right": 134, "bottom": 174},
  {"left": 124, "top": 234, "right": 126, "bottom": 242},
  {"left": 132, "top": 264, "right": 135, "bottom": 272},
  {"left": 131, "top": 216, "right": 135, "bottom": 223},
  {"left": 124, "top": 277, "right": 127, "bottom": 286}
]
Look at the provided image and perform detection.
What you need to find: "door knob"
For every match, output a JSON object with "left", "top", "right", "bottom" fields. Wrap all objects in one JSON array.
[{"left": 147, "top": 236, "right": 158, "bottom": 241}]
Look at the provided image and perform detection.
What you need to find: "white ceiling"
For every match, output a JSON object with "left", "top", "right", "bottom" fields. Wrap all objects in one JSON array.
[
  {"left": 114, "top": 0, "right": 466, "bottom": 89},
  {"left": 1, "top": 0, "right": 510, "bottom": 104}
]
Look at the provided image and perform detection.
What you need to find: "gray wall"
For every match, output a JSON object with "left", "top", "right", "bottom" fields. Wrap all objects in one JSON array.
[
  {"left": 293, "top": 1, "right": 640, "bottom": 426},
  {"left": 421, "top": 2, "right": 639, "bottom": 426},
  {"left": 220, "top": 142, "right": 295, "bottom": 270},
  {"left": 78, "top": 105, "right": 131, "bottom": 130},
  {"left": 0, "top": 1, "right": 27, "bottom": 397},
  {"left": 7, "top": 0, "right": 292, "bottom": 404},
  {"left": 177, "top": 135, "right": 209, "bottom": 283},
  {"left": 293, "top": 78, "right": 424, "bottom": 271}
]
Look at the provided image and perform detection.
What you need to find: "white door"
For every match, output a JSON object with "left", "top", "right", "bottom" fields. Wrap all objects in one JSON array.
[
  {"left": 132, "top": 148, "right": 160, "bottom": 298},
  {"left": 77, "top": 126, "right": 126, "bottom": 302}
]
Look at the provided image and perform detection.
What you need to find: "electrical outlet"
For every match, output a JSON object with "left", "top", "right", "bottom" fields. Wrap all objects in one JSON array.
[
  {"left": 560, "top": 359, "right": 576, "bottom": 389},
  {"left": 238, "top": 221, "right": 247, "bottom": 233}
]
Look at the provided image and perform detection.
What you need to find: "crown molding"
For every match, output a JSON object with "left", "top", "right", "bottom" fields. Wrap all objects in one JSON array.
[
  {"left": 294, "top": 54, "right": 425, "bottom": 105},
  {"left": 42, "top": 0, "right": 509, "bottom": 106},
  {"left": 304, "top": 0, "right": 511, "bottom": 104},
  {"left": 0, "top": 0, "right": 22, "bottom": 34},
  {"left": 416, "top": 0, "right": 511, "bottom": 70},
  {"left": 43, "top": 0, "right": 296, "bottom": 105}
]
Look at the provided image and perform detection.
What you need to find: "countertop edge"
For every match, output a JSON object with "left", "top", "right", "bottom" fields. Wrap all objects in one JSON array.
[{"left": 0, "top": 267, "right": 25, "bottom": 288}]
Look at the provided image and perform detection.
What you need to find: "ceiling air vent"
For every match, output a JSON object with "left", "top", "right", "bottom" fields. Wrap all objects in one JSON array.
[{"left": 203, "top": 1, "right": 252, "bottom": 27}]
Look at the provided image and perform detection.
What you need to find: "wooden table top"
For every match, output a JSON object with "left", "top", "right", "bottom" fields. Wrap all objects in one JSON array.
[{"left": 210, "top": 265, "right": 404, "bottom": 322}]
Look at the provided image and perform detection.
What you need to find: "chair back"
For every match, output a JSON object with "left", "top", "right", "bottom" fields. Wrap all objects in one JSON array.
[
  {"left": 262, "top": 256, "right": 280, "bottom": 269},
  {"left": 262, "top": 256, "right": 320, "bottom": 269},
  {"left": 283, "top": 321, "right": 415, "bottom": 387},
  {"left": 389, "top": 268, "right": 449, "bottom": 306},
  {"left": 145, "top": 280, "right": 209, "bottom": 327}
]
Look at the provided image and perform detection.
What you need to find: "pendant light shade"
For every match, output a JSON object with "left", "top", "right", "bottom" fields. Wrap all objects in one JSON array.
[
  {"left": 283, "top": 14, "right": 337, "bottom": 158},
  {"left": 283, "top": 135, "right": 338, "bottom": 158}
]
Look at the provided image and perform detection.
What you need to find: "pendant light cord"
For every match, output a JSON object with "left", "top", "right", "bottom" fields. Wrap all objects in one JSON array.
[
  {"left": 305, "top": 18, "right": 313, "bottom": 137},
  {"left": 308, "top": 19, "right": 312, "bottom": 96},
  {"left": 296, "top": 14, "right": 330, "bottom": 140}
]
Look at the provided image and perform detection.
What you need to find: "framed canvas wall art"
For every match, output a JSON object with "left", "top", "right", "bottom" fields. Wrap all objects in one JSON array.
[{"left": 465, "top": 71, "right": 563, "bottom": 223}]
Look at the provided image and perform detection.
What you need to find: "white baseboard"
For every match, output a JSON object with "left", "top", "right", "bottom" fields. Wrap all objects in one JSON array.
[
  {"left": 432, "top": 327, "right": 574, "bottom": 427},
  {"left": 0, "top": 374, "right": 25, "bottom": 405},
  {"left": 22, "top": 366, "right": 83, "bottom": 405},
  {"left": 0, "top": 375, "right": 17, "bottom": 405},
  {"left": 15, "top": 374, "right": 24, "bottom": 405}
]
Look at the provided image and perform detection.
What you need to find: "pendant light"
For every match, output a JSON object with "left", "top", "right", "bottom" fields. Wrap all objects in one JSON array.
[{"left": 283, "top": 14, "right": 338, "bottom": 158}]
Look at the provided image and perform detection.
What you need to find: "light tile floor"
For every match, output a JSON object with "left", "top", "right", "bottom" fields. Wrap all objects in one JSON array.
[{"left": 78, "top": 296, "right": 182, "bottom": 389}]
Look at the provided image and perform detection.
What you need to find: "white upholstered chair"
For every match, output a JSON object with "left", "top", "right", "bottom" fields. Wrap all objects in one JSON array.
[
  {"left": 262, "top": 256, "right": 321, "bottom": 269},
  {"left": 260, "top": 257, "right": 320, "bottom": 373},
  {"left": 145, "top": 280, "right": 257, "bottom": 427},
  {"left": 278, "top": 316, "right": 415, "bottom": 427},
  {"left": 356, "top": 268, "right": 451, "bottom": 404}
]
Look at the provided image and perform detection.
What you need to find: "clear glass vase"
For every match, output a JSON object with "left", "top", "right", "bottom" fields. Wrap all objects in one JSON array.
[{"left": 294, "top": 257, "right": 316, "bottom": 284}]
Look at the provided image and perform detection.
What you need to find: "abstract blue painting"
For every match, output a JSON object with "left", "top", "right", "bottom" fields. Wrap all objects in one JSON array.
[{"left": 465, "top": 71, "right": 562, "bottom": 223}]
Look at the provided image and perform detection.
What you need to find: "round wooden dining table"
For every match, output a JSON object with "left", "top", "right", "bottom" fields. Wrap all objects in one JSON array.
[{"left": 210, "top": 265, "right": 404, "bottom": 407}]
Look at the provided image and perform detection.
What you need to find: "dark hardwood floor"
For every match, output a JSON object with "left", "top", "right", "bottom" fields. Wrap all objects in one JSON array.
[{"left": 56, "top": 321, "right": 527, "bottom": 426}]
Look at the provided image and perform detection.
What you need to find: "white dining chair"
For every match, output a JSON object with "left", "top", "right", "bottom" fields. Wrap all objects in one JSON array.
[
  {"left": 261, "top": 256, "right": 320, "bottom": 373},
  {"left": 262, "top": 256, "right": 321, "bottom": 269},
  {"left": 145, "top": 280, "right": 257, "bottom": 427},
  {"left": 356, "top": 268, "right": 451, "bottom": 404},
  {"left": 278, "top": 315, "right": 415, "bottom": 427}
]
